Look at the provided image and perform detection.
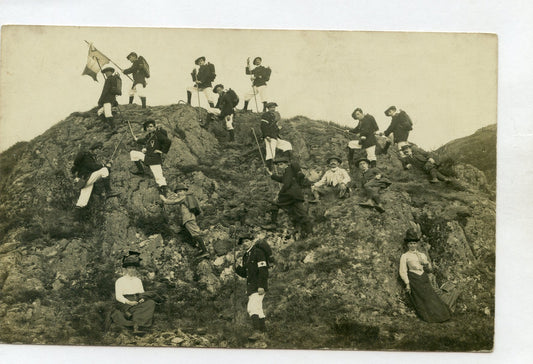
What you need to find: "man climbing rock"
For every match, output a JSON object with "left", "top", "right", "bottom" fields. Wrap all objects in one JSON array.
[
  {"left": 383, "top": 106, "right": 413, "bottom": 154},
  {"left": 401, "top": 144, "right": 450, "bottom": 183},
  {"left": 97, "top": 67, "right": 121, "bottom": 129},
  {"left": 261, "top": 102, "right": 293, "bottom": 171},
  {"left": 310, "top": 156, "right": 351, "bottom": 202},
  {"left": 186, "top": 56, "right": 216, "bottom": 108},
  {"left": 160, "top": 183, "right": 209, "bottom": 259},
  {"left": 356, "top": 157, "right": 392, "bottom": 213},
  {"left": 129, "top": 119, "right": 171, "bottom": 196},
  {"left": 350, "top": 108, "right": 380, "bottom": 167},
  {"left": 71, "top": 142, "right": 120, "bottom": 210},
  {"left": 112, "top": 251, "right": 157, "bottom": 334},
  {"left": 265, "top": 157, "right": 313, "bottom": 238},
  {"left": 243, "top": 57, "right": 272, "bottom": 112},
  {"left": 123, "top": 52, "right": 149, "bottom": 108},
  {"left": 235, "top": 235, "right": 274, "bottom": 341},
  {"left": 210, "top": 84, "right": 239, "bottom": 142}
]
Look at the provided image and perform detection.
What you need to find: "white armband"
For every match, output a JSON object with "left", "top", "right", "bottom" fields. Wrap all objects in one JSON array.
[{"left": 257, "top": 261, "right": 267, "bottom": 268}]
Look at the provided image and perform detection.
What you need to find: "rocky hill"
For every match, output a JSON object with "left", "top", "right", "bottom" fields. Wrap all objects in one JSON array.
[{"left": 0, "top": 104, "right": 495, "bottom": 351}]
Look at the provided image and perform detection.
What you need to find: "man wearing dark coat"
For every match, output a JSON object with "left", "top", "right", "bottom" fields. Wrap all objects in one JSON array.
[
  {"left": 210, "top": 84, "right": 237, "bottom": 142},
  {"left": 383, "top": 106, "right": 413, "bottom": 153},
  {"left": 186, "top": 56, "right": 216, "bottom": 108},
  {"left": 401, "top": 145, "right": 450, "bottom": 183},
  {"left": 261, "top": 102, "right": 293, "bottom": 171},
  {"left": 97, "top": 67, "right": 120, "bottom": 128},
  {"left": 350, "top": 108, "right": 380, "bottom": 167},
  {"left": 265, "top": 157, "right": 313, "bottom": 238},
  {"left": 235, "top": 236, "right": 273, "bottom": 340},
  {"left": 71, "top": 142, "right": 120, "bottom": 209},
  {"left": 243, "top": 57, "right": 272, "bottom": 112},
  {"left": 356, "top": 158, "right": 392, "bottom": 213},
  {"left": 123, "top": 52, "right": 149, "bottom": 108},
  {"left": 130, "top": 119, "right": 171, "bottom": 196}
]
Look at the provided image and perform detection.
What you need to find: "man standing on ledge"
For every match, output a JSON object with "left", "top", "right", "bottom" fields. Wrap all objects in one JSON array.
[
  {"left": 243, "top": 57, "right": 272, "bottom": 112},
  {"left": 123, "top": 52, "right": 149, "bottom": 109},
  {"left": 186, "top": 56, "right": 216, "bottom": 108}
]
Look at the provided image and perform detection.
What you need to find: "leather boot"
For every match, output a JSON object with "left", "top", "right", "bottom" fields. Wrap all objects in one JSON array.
[
  {"left": 105, "top": 117, "right": 115, "bottom": 129},
  {"left": 129, "top": 96, "right": 134, "bottom": 104},
  {"left": 258, "top": 318, "right": 266, "bottom": 332},
  {"left": 102, "top": 177, "right": 120, "bottom": 198},
  {"left": 208, "top": 101, "right": 215, "bottom": 108},
  {"left": 187, "top": 91, "right": 192, "bottom": 105},
  {"left": 131, "top": 161, "right": 146, "bottom": 175},
  {"left": 141, "top": 97, "right": 147, "bottom": 109},
  {"left": 228, "top": 130, "right": 235, "bottom": 142},
  {"left": 243, "top": 100, "right": 249, "bottom": 111},
  {"left": 158, "top": 185, "right": 168, "bottom": 197},
  {"left": 370, "top": 160, "right": 377, "bottom": 168},
  {"left": 266, "top": 159, "right": 273, "bottom": 172},
  {"left": 262, "top": 102, "right": 267, "bottom": 112}
]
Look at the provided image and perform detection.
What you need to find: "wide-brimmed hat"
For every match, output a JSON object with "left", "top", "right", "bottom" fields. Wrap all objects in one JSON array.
[
  {"left": 174, "top": 183, "right": 189, "bottom": 192},
  {"left": 195, "top": 56, "right": 206, "bottom": 65},
  {"left": 384, "top": 106, "right": 397, "bottom": 115},
  {"left": 122, "top": 251, "right": 142, "bottom": 268},
  {"left": 142, "top": 119, "right": 156, "bottom": 131},
  {"left": 355, "top": 158, "right": 370, "bottom": 167},
  {"left": 127, "top": 52, "right": 138, "bottom": 59},
  {"left": 266, "top": 102, "right": 278, "bottom": 108},
  {"left": 101, "top": 67, "right": 115, "bottom": 74},
  {"left": 213, "top": 84, "right": 224, "bottom": 93},
  {"left": 253, "top": 57, "right": 262, "bottom": 64},
  {"left": 273, "top": 156, "right": 289, "bottom": 164},
  {"left": 327, "top": 156, "right": 342, "bottom": 164},
  {"left": 238, "top": 235, "right": 254, "bottom": 245},
  {"left": 401, "top": 144, "right": 412, "bottom": 151}
]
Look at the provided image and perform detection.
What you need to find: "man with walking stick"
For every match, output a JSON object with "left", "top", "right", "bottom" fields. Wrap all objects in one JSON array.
[
  {"left": 97, "top": 67, "right": 121, "bottom": 129},
  {"left": 243, "top": 57, "right": 272, "bottom": 112},
  {"left": 261, "top": 102, "right": 293, "bottom": 172},
  {"left": 186, "top": 56, "right": 217, "bottom": 108}
]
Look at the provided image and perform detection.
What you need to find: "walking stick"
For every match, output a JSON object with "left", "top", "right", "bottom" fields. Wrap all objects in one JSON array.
[
  {"left": 193, "top": 70, "right": 202, "bottom": 123},
  {"left": 251, "top": 128, "right": 267, "bottom": 170},
  {"left": 247, "top": 58, "right": 260, "bottom": 112},
  {"left": 232, "top": 223, "right": 241, "bottom": 330}
]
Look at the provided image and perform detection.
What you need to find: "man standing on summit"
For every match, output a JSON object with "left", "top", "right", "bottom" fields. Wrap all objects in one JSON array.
[
  {"left": 186, "top": 56, "right": 216, "bottom": 108},
  {"left": 383, "top": 106, "right": 413, "bottom": 154},
  {"left": 123, "top": 52, "right": 149, "bottom": 109},
  {"left": 97, "top": 67, "right": 120, "bottom": 129},
  {"left": 243, "top": 57, "right": 272, "bottom": 112}
]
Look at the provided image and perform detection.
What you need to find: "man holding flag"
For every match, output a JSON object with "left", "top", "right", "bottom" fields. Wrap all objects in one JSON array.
[{"left": 97, "top": 67, "right": 121, "bottom": 129}]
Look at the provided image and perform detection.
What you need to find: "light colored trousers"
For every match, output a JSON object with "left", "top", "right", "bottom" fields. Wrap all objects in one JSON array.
[
  {"left": 265, "top": 138, "right": 292, "bottom": 161},
  {"left": 247, "top": 292, "right": 265, "bottom": 318},
  {"left": 97, "top": 103, "right": 113, "bottom": 118},
  {"left": 129, "top": 83, "right": 146, "bottom": 98},
  {"left": 130, "top": 150, "right": 167, "bottom": 187},
  {"left": 76, "top": 167, "right": 109, "bottom": 207},
  {"left": 209, "top": 108, "right": 234, "bottom": 130},
  {"left": 187, "top": 85, "right": 215, "bottom": 104},
  {"left": 366, "top": 145, "right": 376, "bottom": 162},
  {"left": 244, "top": 85, "right": 268, "bottom": 103}
]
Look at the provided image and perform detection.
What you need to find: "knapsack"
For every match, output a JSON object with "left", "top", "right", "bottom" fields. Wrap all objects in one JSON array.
[
  {"left": 264, "top": 67, "right": 272, "bottom": 82},
  {"left": 157, "top": 128, "right": 172, "bottom": 154},
  {"left": 226, "top": 89, "right": 239, "bottom": 108},
  {"left": 139, "top": 56, "right": 150, "bottom": 78},
  {"left": 111, "top": 74, "right": 122, "bottom": 96},
  {"left": 185, "top": 193, "right": 202, "bottom": 216},
  {"left": 400, "top": 111, "right": 413, "bottom": 131}
]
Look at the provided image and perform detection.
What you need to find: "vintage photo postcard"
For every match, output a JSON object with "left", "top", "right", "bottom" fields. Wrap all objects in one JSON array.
[{"left": 0, "top": 25, "right": 496, "bottom": 353}]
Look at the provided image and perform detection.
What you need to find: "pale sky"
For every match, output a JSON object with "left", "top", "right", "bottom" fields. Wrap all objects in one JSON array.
[{"left": 0, "top": 26, "right": 496, "bottom": 152}]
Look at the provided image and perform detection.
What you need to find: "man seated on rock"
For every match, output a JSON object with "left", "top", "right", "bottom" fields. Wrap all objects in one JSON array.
[
  {"left": 310, "top": 156, "right": 351, "bottom": 203},
  {"left": 356, "top": 158, "right": 392, "bottom": 213},
  {"left": 234, "top": 235, "right": 274, "bottom": 342},
  {"left": 264, "top": 157, "right": 313, "bottom": 239},
  {"left": 130, "top": 119, "right": 171, "bottom": 196},
  {"left": 401, "top": 144, "right": 450, "bottom": 183},
  {"left": 159, "top": 183, "right": 209, "bottom": 259},
  {"left": 112, "top": 251, "right": 156, "bottom": 335},
  {"left": 71, "top": 142, "right": 120, "bottom": 211},
  {"left": 210, "top": 84, "right": 239, "bottom": 142}
]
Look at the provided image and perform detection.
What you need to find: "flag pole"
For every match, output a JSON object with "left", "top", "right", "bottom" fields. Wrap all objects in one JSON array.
[{"left": 84, "top": 40, "right": 133, "bottom": 82}]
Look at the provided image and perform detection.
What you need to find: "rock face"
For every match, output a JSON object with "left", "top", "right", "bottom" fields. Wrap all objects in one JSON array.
[{"left": 0, "top": 104, "right": 495, "bottom": 351}]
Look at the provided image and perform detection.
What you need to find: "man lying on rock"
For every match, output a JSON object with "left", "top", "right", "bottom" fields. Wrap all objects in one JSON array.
[{"left": 400, "top": 144, "right": 451, "bottom": 183}]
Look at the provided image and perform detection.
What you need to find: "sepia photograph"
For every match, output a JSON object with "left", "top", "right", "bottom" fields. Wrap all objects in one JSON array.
[{"left": 0, "top": 24, "right": 497, "bottom": 354}]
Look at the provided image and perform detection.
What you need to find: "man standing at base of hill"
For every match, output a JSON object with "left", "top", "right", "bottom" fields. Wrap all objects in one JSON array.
[
  {"left": 235, "top": 235, "right": 274, "bottom": 341},
  {"left": 350, "top": 108, "right": 379, "bottom": 167},
  {"left": 186, "top": 56, "right": 216, "bottom": 108},
  {"left": 243, "top": 57, "right": 272, "bottom": 112},
  {"left": 261, "top": 102, "right": 293, "bottom": 172},
  {"left": 123, "top": 52, "right": 149, "bottom": 109},
  {"left": 71, "top": 142, "right": 120, "bottom": 210},
  {"left": 265, "top": 157, "right": 313, "bottom": 238},
  {"left": 383, "top": 106, "right": 413, "bottom": 155}
]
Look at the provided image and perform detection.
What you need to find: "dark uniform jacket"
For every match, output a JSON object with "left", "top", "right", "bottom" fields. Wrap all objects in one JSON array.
[
  {"left": 351, "top": 114, "right": 379, "bottom": 149},
  {"left": 361, "top": 167, "right": 392, "bottom": 188},
  {"left": 384, "top": 110, "right": 412, "bottom": 143},
  {"left": 123, "top": 56, "right": 148, "bottom": 87},
  {"left": 215, "top": 91, "right": 235, "bottom": 118},
  {"left": 260, "top": 111, "right": 280, "bottom": 138},
  {"left": 271, "top": 161, "right": 312, "bottom": 206},
  {"left": 235, "top": 240, "right": 272, "bottom": 296},
  {"left": 402, "top": 147, "right": 438, "bottom": 171},
  {"left": 191, "top": 63, "right": 216, "bottom": 89},
  {"left": 98, "top": 76, "right": 119, "bottom": 107},
  {"left": 245, "top": 65, "right": 271, "bottom": 87},
  {"left": 71, "top": 151, "right": 104, "bottom": 179},
  {"left": 136, "top": 129, "right": 171, "bottom": 165}
]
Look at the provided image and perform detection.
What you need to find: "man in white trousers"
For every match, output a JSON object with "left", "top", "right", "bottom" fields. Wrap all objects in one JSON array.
[{"left": 260, "top": 102, "right": 292, "bottom": 171}]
